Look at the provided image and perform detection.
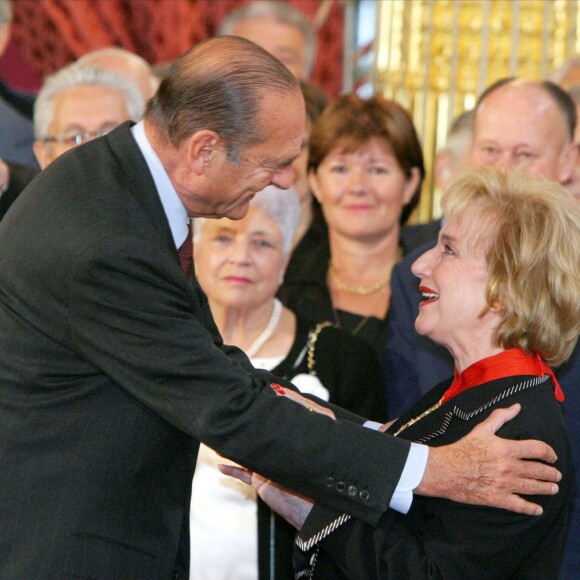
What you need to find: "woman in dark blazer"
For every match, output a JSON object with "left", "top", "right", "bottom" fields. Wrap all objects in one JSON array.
[{"left": 226, "top": 166, "right": 580, "bottom": 579}]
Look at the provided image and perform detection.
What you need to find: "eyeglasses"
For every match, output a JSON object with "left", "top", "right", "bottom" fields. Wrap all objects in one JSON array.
[{"left": 41, "top": 129, "right": 111, "bottom": 147}]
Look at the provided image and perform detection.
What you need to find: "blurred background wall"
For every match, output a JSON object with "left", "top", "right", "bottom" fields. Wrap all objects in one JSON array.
[{"left": 2, "top": 0, "right": 580, "bottom": 221}]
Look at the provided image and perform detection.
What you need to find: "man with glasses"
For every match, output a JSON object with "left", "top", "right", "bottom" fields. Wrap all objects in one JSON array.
[{"left": 33, "top": 64, "right": 144, "bottom": 169}]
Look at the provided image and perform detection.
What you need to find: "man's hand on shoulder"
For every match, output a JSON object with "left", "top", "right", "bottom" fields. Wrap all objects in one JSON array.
[{"left": 416, "top": 404, "right": 560, "bottom": 516}]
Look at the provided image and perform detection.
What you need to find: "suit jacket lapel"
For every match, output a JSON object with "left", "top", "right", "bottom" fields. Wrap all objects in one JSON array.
[{"left": 106, "top": 122, "right": 178, "bottom": 265}]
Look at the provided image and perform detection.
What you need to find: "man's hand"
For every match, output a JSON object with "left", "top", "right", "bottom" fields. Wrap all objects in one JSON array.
[
  {"left": 416, "top": 404, "right": 561, "bottom": 515},
  {"left": 219, "top": 464, "right": 314, "bottom": 529}
]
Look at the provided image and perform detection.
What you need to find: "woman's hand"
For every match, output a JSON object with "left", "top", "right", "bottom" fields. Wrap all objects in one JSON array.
[
  {"left": 379, "top": 419, "right": 397, "bottom": 432},
  {"left": 218, "top": 464, "right": 314, "bottom": 530}
]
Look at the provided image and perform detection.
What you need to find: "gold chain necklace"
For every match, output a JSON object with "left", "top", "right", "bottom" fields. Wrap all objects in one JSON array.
[
  {"left": 328, "top": 260, "right": 392, "bottom": 296},
  {"left": 393, "top": 398, "right": 444, "bottom": 437}
]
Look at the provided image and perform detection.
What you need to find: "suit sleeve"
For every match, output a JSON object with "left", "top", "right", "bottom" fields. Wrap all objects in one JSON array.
[{"left": 68, "top": 235, "right": 411, "bottom": 525}]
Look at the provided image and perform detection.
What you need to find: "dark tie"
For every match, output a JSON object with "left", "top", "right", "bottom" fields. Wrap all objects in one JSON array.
[{"left": 178, "top": 221, "right": 193, "bottom": 277}]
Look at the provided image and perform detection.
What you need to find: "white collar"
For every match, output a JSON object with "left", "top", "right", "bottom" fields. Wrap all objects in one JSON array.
[{"left": 131, "top": 121, "right": 189, "bottom": 248}]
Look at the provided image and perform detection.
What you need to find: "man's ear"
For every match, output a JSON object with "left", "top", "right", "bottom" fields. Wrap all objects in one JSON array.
[
  {"left": 186, "top": 130, "right": 221, "bottom": 176},
  {"left": 33, "top": 141, "right": 50, "bottom": 171},
  {"left": 308, "top": 170, "right": 322, "bottom": 203},
  {"left": 557, "top": 140, "right": 579, "bottom": 185}
]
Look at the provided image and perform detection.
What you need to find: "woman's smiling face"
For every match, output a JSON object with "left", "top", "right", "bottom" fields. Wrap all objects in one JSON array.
[
  {"left": 411, "top": 217, "right": 503, "bottom": 367},
  {"left": 308, "top": 138, "right": 419, "bottom": 244}
]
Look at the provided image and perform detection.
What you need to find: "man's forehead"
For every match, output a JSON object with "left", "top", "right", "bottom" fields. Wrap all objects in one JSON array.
[{"left": 476, "top": 85, "right": 567, "bottom": 134}]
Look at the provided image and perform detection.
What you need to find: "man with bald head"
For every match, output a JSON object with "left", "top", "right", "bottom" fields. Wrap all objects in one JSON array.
[
  {"left": 0, "top": 43, "right": 562, "bottom": 578},
  {"left": 472, "top": 78, "right": 577, "bottom": 181},
  {"left": 384, "top": 78, "right": 580, "bottom": 578},
  {"left": 75, "top": 46, "right": 159, "bottom": 101}
]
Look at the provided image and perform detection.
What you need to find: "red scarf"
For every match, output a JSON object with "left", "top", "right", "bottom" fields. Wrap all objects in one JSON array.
[{"left": 442, "top": 349, "right": 564, "bottom": 404}]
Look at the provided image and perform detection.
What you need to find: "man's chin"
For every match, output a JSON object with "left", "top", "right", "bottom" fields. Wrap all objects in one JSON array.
[{"left": 222, "top": 202, "right": 251, "bottom": 220}]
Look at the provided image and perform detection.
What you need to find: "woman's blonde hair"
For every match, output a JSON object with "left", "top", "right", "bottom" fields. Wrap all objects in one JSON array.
[{"left": 442, "top": 166, "right": 580, "bottom": 366}]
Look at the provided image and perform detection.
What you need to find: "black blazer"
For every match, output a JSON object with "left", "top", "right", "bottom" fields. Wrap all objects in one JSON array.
[
  {"left": 295, "top": 374, "right": 574, "bottom": 579},
  {"left": 0, "top": 161, "right": 38, "bottom": 222},
  {"left": 0, "top": 122, "right": 411, "bottom": 579}
]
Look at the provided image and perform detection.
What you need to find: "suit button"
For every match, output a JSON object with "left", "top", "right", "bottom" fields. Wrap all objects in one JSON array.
[
  {"left": 325, "top": 477, "right": 335, "bottom": 488},
  {"left": 336, "top": 481, "right": 345, "bottom": 492},
  {"left": 359, "top": 490, "right": 370, "bottom": 501},
  {"left": 347, "top": 485, "right": 357, "bottom": 496}
]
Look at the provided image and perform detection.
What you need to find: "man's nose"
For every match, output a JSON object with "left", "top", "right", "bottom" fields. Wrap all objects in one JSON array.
[{"left": 271, "top": 166, "right": 294, "bottom": 190}]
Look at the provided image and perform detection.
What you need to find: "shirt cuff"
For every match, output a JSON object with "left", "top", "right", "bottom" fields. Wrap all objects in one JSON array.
[
  {"left": 362, "top": 422, "right": 429, "bottom": 514},
  {"left": 389, "top": 442, "right": 429, "bottom": 514}
]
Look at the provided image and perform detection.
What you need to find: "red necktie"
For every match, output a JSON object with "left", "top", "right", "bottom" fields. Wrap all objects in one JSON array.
[{"left": 178, "top": 221, "right": 193, "bottom": 277}]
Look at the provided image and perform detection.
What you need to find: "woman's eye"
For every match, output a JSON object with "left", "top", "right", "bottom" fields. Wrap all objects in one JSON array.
[
  {"left": 254, "top": 239, "right": 274, "bottom": 249},
  {"left": 442, "top": 244, "right": 454, "bottom": 255},
  {"left": 369, "top": 166, "right": 388, "bottom": 175},
  {"left": 329, "top": 165, "right": 347, "bottom": 174}
]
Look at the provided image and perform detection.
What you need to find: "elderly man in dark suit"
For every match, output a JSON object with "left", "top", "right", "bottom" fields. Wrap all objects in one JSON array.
[{"left": 0, "top": 39, "right": 561, "bottom": 579}]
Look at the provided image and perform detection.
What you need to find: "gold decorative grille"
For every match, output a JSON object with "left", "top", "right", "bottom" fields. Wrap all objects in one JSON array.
[{"left": 373, "top": 0, "right": 580, "bottom": 221}]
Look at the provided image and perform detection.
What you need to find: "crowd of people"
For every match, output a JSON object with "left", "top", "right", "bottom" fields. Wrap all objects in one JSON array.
[{"left": 0, "top": 1, "right": 579, "bottom": 579}]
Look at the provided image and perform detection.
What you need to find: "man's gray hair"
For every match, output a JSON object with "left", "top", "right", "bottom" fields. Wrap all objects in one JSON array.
[
  {"left": 34, "top": 64, "right": 145, "bottom": 139},
  {"left": 219, "top": 0, "right": 316, "bottom": 77},
  {"left": 0, "top": 0, "right": 12, "bottom": 26},
  {"left": 194, "top": 185, "right": 300, "bottom": 254},
  {"left": 145, "top": 36, "right": 299, "bottom": 165}
]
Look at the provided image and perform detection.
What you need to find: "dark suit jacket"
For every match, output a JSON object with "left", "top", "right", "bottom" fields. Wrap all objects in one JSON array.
[
  {"left": 0, "top": 122, "right": 411, "bottom": 579},
  {"left": 384, "top": 242, "right": 580, "bottom": 579},
  {"left": 0, "top": 79, "right": 35, "bottom": 120},
  {"left": 0, "top": 92, "right": 37, "bottom": 167},
  {"left": 295, "top": 374, "right": 574, "bottom": 579},
  {"left": 0, "top": 161, "right": 38, "bottom": 222}
]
